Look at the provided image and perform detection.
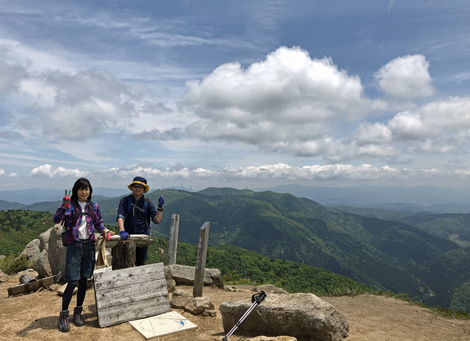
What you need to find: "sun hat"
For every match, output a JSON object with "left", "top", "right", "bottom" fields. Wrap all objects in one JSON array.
[{"left": 128, "top": 176, "right": 149, "bottom": 193}]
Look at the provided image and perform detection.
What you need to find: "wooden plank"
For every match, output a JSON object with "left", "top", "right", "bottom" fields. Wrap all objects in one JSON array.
[
  {"left": 193, "top": 222, "right": 210, "bottom": 297},
  {"left": 98, "top": 296, "right": 170, "bottom": 327},
  {"left": 95, "top": 280, "right": 168, "bottom": 309},
  {"left": 94, "top": 262, "right": 171, "bottom": 328},
  {"left": 167, "top": 214, "right": 180, "bottom": 265},
  {"left": 94, "top": 267, "right": 165, "bottom": 291}
]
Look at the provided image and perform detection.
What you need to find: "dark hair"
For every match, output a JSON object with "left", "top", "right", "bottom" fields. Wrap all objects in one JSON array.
[{"left": 70, "top": 177, "right": 93, "bottom": 202}]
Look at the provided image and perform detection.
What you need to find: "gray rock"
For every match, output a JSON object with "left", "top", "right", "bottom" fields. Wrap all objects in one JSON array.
[
  {"left": 19, "top": 273, "right": 37, "bottom": 284},
  {"left": 36, "top": 249, "right": 52, "bottom": 278},
  {"left": 20, "top": 239, "right": 41, "bottom": 267},
  {"left": 39, "top": 228, "right": 51, "bottom": 252},
  {"left": 170, "top": 289, "right": 215, "bottom": 316},
  {"left": 170, "top": 289, "right": 194, "bottom": 309},
  {"left": 255, "top": 284, "right": 289, "bottom": 295},
  {"left": 48, "top": 224, "right": 66, "bottom": 276},
  {"left": 166, "top": 279, "right": 176, "bottom": 293},
  {"left": 219, "top": 293, "right": 349, "bottom": 341},
  {"left": 185, "top": 297, "right": 214, "bottom": 316},
  {"left": 166, "top": 264, "right": 223, "bottom": 288}
]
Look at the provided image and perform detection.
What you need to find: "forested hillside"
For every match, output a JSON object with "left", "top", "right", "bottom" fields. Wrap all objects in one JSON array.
[
  {"left": 0, "top": 210, "right": 55, "bottom": 255},
  {"left": 2, "top": 187, "right": 470, "bottom": 311}
]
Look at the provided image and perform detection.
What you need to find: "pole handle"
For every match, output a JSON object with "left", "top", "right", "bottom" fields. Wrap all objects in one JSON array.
[{"left": 252, "top": 290, "right": 267, "bottom": 304}]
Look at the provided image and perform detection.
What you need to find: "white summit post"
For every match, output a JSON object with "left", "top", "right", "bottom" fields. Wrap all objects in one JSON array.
[
  {"left": 193, "top": 221, "right": 210, "bottom": 297},
  {"left": 167, "top": 214, "right": 180, "bottom": 265}
]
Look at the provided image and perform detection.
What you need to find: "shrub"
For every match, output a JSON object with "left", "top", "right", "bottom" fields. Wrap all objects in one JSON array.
[{"left": 0, "top": 254, "right": 34, "bottom": 275}]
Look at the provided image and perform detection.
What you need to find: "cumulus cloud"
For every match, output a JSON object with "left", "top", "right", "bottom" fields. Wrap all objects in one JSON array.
[
  {"left": 0, "top": 169, "right": 18, "bottom": 178},
  {"left": 375, "top": 55, "right": 434, "bottom": 100},
  {"left": 26, "top": 163, "right": 470, "bottom": 189},
  {"left": 183, "top": 46, "right": 382, "bottom": 144},
  {"left": 352, "top": 96, "right": 470, "bottom": 156},
  {"left": 30, "top": 164, "right": 85, "bottom": 178}
]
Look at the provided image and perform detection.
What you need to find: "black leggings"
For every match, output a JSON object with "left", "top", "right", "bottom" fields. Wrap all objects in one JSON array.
[{"left": 62, "top": 277, "right": 88, "bottom": 311}]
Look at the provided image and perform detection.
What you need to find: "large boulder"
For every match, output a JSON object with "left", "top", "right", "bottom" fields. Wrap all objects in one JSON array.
[
  {"left": 166, "top": 264, "right": 223, "bottom": 288},
  {"left": 39, "top": 228, "right": 51, "bottom": 252},
  {"left": 20, "top": 239, "right": 41, "bottom": 266},
  {"left": 219, "top": 293, "right": 349, "bottom": 341},
  {"left": 48, "top": 224, "right": 66, "bottom": 276}
]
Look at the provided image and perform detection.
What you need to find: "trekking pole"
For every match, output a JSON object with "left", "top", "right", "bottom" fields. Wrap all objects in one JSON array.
[{"left": 222, "top": 291, "right": 267, "bottom": 341}]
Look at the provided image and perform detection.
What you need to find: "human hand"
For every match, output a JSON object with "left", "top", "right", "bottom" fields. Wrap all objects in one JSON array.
[
  {"left": 103, "top": 229, "right": 112, "bottom": 241},
  {"left": 120, "top": 231, "right": 129, "bottom": 240},
  {"left": 63, "top": 189, "right": 71, "bottom": 208},
  {"left": 158, "top": 195, "right": 164, "bottom": 208}
]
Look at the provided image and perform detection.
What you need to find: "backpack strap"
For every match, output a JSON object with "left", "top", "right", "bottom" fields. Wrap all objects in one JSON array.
[
  {"left": 124, "top": 195, "right": 152, "bottom": 231},
  {"left": 69, "top": 200, "right": 97, "bottom": 228}
]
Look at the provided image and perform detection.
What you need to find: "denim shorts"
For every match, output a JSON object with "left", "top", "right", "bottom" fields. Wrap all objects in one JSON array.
[{"left": 64, "top": 241, "right": 96, "bottom": 282}]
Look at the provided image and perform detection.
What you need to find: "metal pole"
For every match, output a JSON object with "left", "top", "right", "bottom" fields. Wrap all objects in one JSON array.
[{"left": 222, "top": 291, "right": 266, "bottom": 341}]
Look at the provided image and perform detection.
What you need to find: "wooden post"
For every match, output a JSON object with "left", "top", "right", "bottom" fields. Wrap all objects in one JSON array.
[
  {"left": 167, "top": 214, "right": 180, "bottom": 265},
  {"left": 193, "top": 221, "right": 210, "bottom": 297},
  {"left": 111, "top": 240, "right": 136, "bottom": 270}
]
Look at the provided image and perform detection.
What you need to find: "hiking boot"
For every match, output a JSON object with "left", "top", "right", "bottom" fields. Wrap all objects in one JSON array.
[
  {"left": 73, "top": 306, "right": 85, "bottom": 327},
  {"left": 58, "top": 310, "right": 70, "bottom": 332}
]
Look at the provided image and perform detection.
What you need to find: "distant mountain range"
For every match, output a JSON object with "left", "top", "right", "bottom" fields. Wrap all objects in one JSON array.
[
  {"left": 3, "top": 184, "right": 469, "bottom": 213},
  {"left": 258, "top": 184, "right": 470, "bottom": 212},
  {"left": 0, "top": 188, "right": 129, "bottom": 205},
  {"left": 3, "top": 186, "right": 470, "bottom": 312}
]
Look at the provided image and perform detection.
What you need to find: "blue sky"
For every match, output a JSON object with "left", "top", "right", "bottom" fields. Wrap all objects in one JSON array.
[{"left": 1, "top": 0, "right": 470, "bottom": 191}]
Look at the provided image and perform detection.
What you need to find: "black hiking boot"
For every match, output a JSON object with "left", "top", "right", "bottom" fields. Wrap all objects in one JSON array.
[
  {"left": 73, "top": 306, "right": 85, "bottom": 327},
  {"left": 58, "top": 310, "right": 70, "bottom": 332}
]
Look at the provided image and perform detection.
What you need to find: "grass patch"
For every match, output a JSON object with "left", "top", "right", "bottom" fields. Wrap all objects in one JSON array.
[{"left": 0, "top": 254, "right": 34, "bottom": 275}]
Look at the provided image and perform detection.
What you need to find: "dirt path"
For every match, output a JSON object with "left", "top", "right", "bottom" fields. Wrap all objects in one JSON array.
[{"left": 1, "top": 275, "right": 470, "bottom": 341}]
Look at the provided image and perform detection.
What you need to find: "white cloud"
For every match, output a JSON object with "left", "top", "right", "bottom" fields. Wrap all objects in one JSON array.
[
  {"left": 179, "top": 46, "right": 388, "bottom": 157},
  {"left": 30, "top": 164, "right": 85, "bottom": 178},
  {"left": 25, "top": 163, "right": 470, "bottom": 189},
  {"left": 375, "top": 55, "right": 434, "bottom": 100}
]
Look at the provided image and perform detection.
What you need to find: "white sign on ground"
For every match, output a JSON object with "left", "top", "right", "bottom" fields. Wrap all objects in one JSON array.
[{"left": 129, "top": 311, "right": 198, "bottom": 339}]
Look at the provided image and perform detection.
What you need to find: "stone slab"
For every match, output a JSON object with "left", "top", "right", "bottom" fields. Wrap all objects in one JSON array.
[{"left": 129, "top": 311, "right": 198, "bottom": 339}]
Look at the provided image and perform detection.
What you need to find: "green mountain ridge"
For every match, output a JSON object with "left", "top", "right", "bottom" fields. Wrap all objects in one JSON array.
[{"left": 1, "top": 187, "right": 469, "bottom": 311}]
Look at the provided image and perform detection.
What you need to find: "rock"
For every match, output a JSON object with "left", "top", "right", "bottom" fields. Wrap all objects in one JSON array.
[
  {"left": 170, "top": 289, "right": 216, "bottom": 316},
  {"left": 185, "top": 297, "right": 214, "bottom": 315},
  {"left": 166, "top": 264, "right": 223, "bottom": 288},
  {"left": 48, "top": 224, "right": 66, "bottom": 276},
  {"left": 36, "top": 249, "right": 52, "bottom": 278},
  {"left": 39, "top": 229, "right": 51, "bottom": 252},
  {"left": 19, "top": 273, "right": 37, "bottom": 284},
  {"left": 0, "top": 271, "right": 9, "bottom": 283},
  {"left": 202, "top": 309, "right": 217, "bottom": 317},
  {"left": 219, "top": 293, "right": 349, "bottom": 341},
  {"left": 254, "top": 284, "right": 289, "bottom": 295},
  {"left": 20, "top": 239, "right": 41, "bottom": 267},
  {"left": 48, "top": 283, "right": 61, "bottom": 292},
  {"left": 171, "top": 289, "right": 194, "bottom": 309},
  {"left": 166, "top": 279, "right": 176, "bottom": 293}
]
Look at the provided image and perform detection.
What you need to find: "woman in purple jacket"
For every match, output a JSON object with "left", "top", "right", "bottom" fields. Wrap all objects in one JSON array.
[{"left": 52, "top": 177, "right": 111, "bottom": 332}]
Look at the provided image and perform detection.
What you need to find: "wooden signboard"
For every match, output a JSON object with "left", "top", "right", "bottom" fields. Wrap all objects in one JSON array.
[{"left": 94, "top": 262, "right": 171, "bottom": 328}]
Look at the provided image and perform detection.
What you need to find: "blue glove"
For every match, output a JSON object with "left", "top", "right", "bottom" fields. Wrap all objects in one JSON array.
[
  {"left": 120, "top": 231, "right": 129, "bottom": 240},
  {"left": 158, "top": 195, "right": 164, "bottom": 208}
]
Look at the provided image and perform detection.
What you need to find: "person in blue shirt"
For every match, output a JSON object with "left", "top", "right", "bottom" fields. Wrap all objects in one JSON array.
[{"left": 116, "top": 176, "right": 163, "bottom": 266}]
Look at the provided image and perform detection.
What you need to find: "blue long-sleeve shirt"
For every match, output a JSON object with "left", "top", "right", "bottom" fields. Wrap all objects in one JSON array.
[{"left": 117, "top": 195, "right": 158, "bottom": 234}]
